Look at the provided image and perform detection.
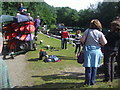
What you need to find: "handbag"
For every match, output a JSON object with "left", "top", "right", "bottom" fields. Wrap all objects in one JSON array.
[
  {"left": 77, "top": 50, "right": 84, "bottom": 64},
  {"left": 77, "top": 30, "right": 89, "bottom": 64}
]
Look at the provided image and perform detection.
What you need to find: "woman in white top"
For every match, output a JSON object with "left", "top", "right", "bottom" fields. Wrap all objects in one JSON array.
[{"left": 80, "top": 19, "right": 107, "bottom": 86}]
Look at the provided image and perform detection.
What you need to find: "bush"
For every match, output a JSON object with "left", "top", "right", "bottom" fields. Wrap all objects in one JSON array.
[{"left": 50, "top": 24, "right": 56, "bottom": 31}]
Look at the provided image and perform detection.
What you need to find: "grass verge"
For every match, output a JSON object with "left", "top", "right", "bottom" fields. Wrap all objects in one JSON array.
[{"left": 23, "top": 33, "right": 120, "bottom": 89}]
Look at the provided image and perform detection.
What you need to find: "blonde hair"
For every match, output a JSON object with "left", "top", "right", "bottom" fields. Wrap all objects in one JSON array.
[{"left": 90, "top": 19, "right": 102, "bottom": 30}]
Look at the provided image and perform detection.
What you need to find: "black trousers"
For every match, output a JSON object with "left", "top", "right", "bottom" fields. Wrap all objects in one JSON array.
[
  {"left": 35, "top": 27, "right": 39, "bottom": 36},
  {"left": 75, "top": 44, "right": 81, "bottom": 54},
  {"left": 117, "top": 47, "right": 120, "bottom": 75},
  {"left": 103, "top": 46, "right": 114, "bottom": 80}
]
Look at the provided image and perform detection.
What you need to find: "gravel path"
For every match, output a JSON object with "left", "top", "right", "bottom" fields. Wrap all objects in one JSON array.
[
  {"left": 5, "top": 54, "right": 27, "bottom": 88},
  {"left": 4, "top": 54, "right": 85, "bottom": 88},
  {"left": 3, "top": 34, "right": 85, "bottom": 88}
]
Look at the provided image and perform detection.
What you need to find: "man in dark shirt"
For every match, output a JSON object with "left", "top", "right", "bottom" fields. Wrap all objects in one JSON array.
[
  {"left": 117, "top": 39, "right": 120, "bottom": 76},
  {"left": 105, "top": 32, "right": 120, "bottom": 48},
  {"left": 17, "top": 3, "right": 27, "bottom": 15},
  {"left": 103, "top": 20, "right": 120, "bottom": 82}
]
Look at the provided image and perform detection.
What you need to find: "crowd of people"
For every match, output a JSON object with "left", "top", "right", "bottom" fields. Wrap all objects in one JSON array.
[
  {"left": 0, "top": 3, "right": 120, "bottom": 89},
  {"left": 61, "top": 18, "right": 120, "bottom": 86},
  {"left": 103, "top": 18, "right": 120, "bottom": 82},
  {"left": 17, "top": 3, "right": 41, "bottom": 37},
  {"left": 0, "top": 3, "right": 41, "bottom": 88}
]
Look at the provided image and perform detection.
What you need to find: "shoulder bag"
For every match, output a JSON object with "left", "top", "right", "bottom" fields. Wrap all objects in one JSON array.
[{"left": 77, "top": 30, "right": 89, "bottom": 64}]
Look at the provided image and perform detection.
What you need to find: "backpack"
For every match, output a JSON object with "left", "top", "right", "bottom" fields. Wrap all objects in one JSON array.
[
  {"left": 39, "top": 51, "right": 47, "bottom": 60},
  {"left": 43, "top": 55, "right": 60, "bottom": 62}
]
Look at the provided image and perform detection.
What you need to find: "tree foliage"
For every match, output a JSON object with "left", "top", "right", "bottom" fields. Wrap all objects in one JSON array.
[
  {"left": 2, "top": 2, "right": 57, "bottom": 27},
  {"left": 1, "top": 2, "right": 120, "bottom": 29}
]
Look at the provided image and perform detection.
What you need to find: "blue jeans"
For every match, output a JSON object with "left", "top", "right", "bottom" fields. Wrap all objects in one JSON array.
[
  {"left": 61, "top": 38, "right": 68, "bottom": 49},
  {"left": 85, "top": 67, "right": 97, "bottom": 86}
]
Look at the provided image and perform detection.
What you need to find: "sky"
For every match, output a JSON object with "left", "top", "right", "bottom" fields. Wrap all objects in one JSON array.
[{"left": 44, "top": 0, "right": 104, "bottom": 11}]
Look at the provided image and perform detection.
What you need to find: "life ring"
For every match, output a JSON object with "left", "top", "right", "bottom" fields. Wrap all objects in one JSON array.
[{"left": 25, "top": 24, "right": 35, "bottom": 33}]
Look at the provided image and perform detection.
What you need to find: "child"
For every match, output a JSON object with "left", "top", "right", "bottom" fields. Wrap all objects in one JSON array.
[
  {"left": 74, "top": 30, "right": 82, "bottom": 56},
  {"left": 39, "top": 49, "right": 47, "bottom": 60}
]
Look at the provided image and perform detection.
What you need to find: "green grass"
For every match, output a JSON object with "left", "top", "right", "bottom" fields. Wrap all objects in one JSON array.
[
  {"left": 68, "top": 31, "right": 84, "bottom": 35},
  {"left": 24, "top": 33, "right": 120, "bottom": 89}
]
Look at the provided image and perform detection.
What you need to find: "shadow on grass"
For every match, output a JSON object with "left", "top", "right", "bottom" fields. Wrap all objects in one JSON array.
[
  {"left": 32, "top": 72, "right": 85, "bottom": 81},
  {"left": 13, "top": 82, "right": 84, "bottom": 89},
  {"left": 56, "top": 55, "right": 76, "bottom": 60},
  {"left": 27, "top": 58, "right": 40, "bottom": 61},
  {"left": 13, "top": 72, "right": 85, "bottom": 88}
]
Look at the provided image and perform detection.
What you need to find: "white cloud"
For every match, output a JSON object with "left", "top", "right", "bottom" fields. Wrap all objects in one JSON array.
[{"left": 44, "top": 0, "right": 103, "bottom": 11}]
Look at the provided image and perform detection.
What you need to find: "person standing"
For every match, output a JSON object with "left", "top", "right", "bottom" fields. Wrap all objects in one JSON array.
[
  {"left": 0, "top": 31, "right": 11, "bottom": 89},
  {"left": 116, "top": 18, "right": 120, "bottom": 77},
  {"left": 34, "top": 16, "right": 41, "bottom": 37},
  {"left": 74, "top": 30, "right": 82, "bottom": 56},
  {"left": 61, "top": 28, "right": 69, "bottom": 49},
  {"left": 61, "top": 23, "right": 65, "bottom": 30},
  {"left": 80, "top": 19, "right": 107, "bottom": 86},
  {"left": 103, "top": 20, "right": 120, "bottom": 82},
  {"left": 117, "top": 38, "right": 120, "bottom": 77}
]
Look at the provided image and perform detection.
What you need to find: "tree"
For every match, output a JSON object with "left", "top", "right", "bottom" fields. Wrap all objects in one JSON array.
[
  {"left": 1, "top": 1, "right": 120, "bottom": 29},
  {"left": 96, "top": 2, "right": 119, "bottom": 28},
  {"left": 56, "top": 7, "right": 79, "bottom": 27},
  {"left": 2, "top": 2, "right": 57, "bottom": 26}
]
